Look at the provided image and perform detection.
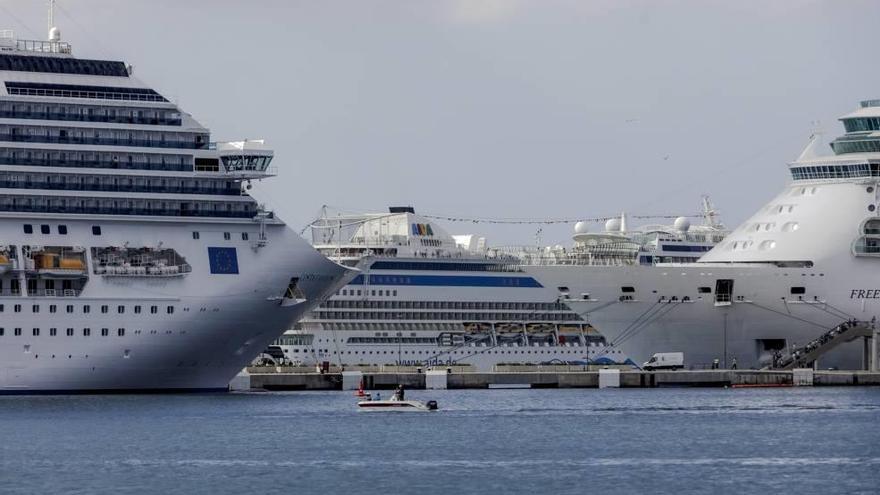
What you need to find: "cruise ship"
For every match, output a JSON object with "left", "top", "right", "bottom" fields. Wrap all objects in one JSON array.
[
  {"left": 0, "top": 22, "right": 349, "bottom": 392},
  {"left": 526, "top": 101, "right": 880, "bottom": 370},
  {"left": 270, "top": 206, "right": 724, "bottom": 371}
]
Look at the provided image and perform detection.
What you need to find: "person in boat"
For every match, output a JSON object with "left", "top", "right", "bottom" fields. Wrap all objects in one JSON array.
[{"left": 392, "top": 384, "right": 405, "bottom": 401}]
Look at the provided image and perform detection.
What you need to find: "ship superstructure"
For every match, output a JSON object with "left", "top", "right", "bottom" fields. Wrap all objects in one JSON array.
[
  {"left": 0, "top": 24, "right": 348, "bottom": 392},
  {"left": 505, "top": 200, "right": 727, "bottom": 269},
  {"left": 526, "top": 101, "right": 880, "bottom": 369},
  {"left": 273, "top": 207, "right": 625, "bottom": 371}
]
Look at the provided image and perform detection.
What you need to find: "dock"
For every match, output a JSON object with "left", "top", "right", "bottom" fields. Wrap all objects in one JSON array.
[{"left": 231, "top": 367, "right": 880, "bottom": 391}]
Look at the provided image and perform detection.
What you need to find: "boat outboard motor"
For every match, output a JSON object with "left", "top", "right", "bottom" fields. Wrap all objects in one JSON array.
[{"left": 426, "top": 400, "right": 439, "bottom": 411}]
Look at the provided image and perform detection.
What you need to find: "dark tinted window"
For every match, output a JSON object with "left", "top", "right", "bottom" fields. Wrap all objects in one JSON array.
[
  {"left": 23, "top": 224, "right": 33, "bottom": 234},
  {"left": 92, "top": 225, "right": 102, "bottom": 235},
  {"left": 0, "top": 55, "right": 130, "bottom": 76},
  {"left": 58, "top": 225, "right": 68, "bottom": 235},
  {"left": 621, "top": 286, "right": 636, "bottom": 293},
  {"left": 40, "top": 224, "right": 50, "bottom": 234},
  {"left": 790, "top": 287, "right": 806, "bottom": 295}
]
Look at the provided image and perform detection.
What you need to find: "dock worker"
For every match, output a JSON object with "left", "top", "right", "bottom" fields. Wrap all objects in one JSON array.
[{"left": 731, "top": 357, "right": 737, "bottom": 370}]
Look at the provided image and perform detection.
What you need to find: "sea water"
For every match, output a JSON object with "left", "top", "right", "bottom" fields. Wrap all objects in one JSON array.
[{"left": 1, "top": 388, "right": 878, "bottom": 494}]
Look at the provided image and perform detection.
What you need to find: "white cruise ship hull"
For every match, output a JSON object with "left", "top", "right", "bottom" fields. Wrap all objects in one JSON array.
[
  {"left": 526, "top": 264, "right": 864, "bottom": 370},
  {"left": 0, "top": 219, "right": 349, "bottom": 392}
]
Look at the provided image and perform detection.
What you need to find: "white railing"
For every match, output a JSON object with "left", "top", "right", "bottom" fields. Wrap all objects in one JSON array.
[{"left": 14, "top": 38, "right": 71, "bottom": 54}]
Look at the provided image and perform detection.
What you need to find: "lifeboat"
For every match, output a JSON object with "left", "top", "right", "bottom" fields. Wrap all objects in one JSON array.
[
  {"left": 34, "top": 253, "right": 88, "bottom": 278},
  {"left": 0, "top": 253, "right": 12, "bottom": 274}
]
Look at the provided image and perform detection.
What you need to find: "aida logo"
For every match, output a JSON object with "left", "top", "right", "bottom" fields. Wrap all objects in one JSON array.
[{"left": 411, "top": 223, "right": 434, "bottom": 236}]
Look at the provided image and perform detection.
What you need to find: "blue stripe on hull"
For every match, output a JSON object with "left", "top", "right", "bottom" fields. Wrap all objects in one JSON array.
[{"left": 348, "top": 274, "right": 543, "bottom": 288}]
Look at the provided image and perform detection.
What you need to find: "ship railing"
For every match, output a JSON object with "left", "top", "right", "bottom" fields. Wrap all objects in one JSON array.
[
  {"left": 852, "top": 238, "right": 880, "bottom": 257},
  {"left": 35, "top": 289, "right": 81, "bottom": 297},
  {"left": 768, "top": 319, "right": 874, "bottom": 370},
  {"left": 0, "top": 111, "right": 182, "bottom": 126},
  {"left": 13, "top": 38, "right": 72, "bottom": 54},
  {"left": 0, "top": 133, "right": 208, "bottom": 150},
  {"left": 94, "top": 263, "right": 192, "bottom": 277},
  {"left": 0, "top": 181, "right": 242, "bottom": 196}
]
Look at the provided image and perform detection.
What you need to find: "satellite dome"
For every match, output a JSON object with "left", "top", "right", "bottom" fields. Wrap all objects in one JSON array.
[
  {"left": 49, "top": 27, "right": 61, "bottom": 42},
  {"left": 674, "top": 216, "right": 691, "bottom": 232},
  {"left": 574, "top": 221, "right": 589, "bottom": 234},
  {"left": 605, "top": 218, "right": 621, "bottom": 232}
]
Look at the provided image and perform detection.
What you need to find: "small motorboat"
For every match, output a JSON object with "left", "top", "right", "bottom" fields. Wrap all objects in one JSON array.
[{"left": 357, "top": 399, "right": 438, "bottom": 412}]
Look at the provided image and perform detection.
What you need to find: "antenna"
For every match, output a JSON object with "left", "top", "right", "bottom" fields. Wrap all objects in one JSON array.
[
  {"left": 47, "top": 0, "right": 61, "bottom": 42},
  {"left": 701, "top": 195, "right": 723, "bottom": 229}
]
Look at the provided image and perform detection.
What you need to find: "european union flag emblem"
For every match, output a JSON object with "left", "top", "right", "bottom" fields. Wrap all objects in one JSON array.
[{"left": 208, "top": 247, "right": 239, "bottom": 274}]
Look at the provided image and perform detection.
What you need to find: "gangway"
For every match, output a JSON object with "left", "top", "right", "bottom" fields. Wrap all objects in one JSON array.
[{"left": 767, "top": 319, "right": 876, "bottom": 370}]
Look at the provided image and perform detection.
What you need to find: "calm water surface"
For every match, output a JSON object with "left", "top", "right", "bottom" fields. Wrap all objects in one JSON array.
[{"left": 1, "top": 387, "right": 879, "bottom": 494}]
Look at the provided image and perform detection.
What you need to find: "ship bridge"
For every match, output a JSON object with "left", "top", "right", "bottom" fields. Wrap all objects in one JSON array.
[
  {"left": 830, "top": 100, "right": 880, "bottom": 155},
  {"left": 214, "top": 140, "right": 276, "bottom": 179}
]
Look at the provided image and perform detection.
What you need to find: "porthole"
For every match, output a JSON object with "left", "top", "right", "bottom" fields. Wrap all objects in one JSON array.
[
  {"left": 870, "top": 205, "right": 876, "bottom": 212},
  {"left": 868, "top": 186, "right": 875, "bottom": 193},
  {"left": 759, "top": 240, "right": 776, "bottom": 250}
]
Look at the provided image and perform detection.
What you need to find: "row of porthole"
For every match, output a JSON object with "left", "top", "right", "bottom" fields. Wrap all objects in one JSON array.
[
  {"left": 3, "top": 327, "right": 124, "bottom": 337},
  {"left": 730, "top": 240, "right": 777, "bottom": 251},
  {"left": 760, "top": 204, "right": 795, "bottom": 216},
  {"left": 791, "top": 186, "right": 819, "bottom": 196},
  {"left": 864, "top": 185, "right": 875, "bottom": 212},
  {"left": 193, "top": 231, "right": 250, "bottom": 241},
  {"left": 751, "top": 221, "right": 800, "bottom": 233},
  {"left": 0, "top": 303, "right": 174, "bottom": 314}
]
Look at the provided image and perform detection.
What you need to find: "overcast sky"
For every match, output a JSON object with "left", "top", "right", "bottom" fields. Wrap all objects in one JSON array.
[{"left": 2, "top": 0, "right": 878, "bottom": 245}]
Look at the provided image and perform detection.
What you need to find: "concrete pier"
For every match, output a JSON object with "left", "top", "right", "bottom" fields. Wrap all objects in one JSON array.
[{"left": 236, "top": 367, "right": 880, "bottom": 391}]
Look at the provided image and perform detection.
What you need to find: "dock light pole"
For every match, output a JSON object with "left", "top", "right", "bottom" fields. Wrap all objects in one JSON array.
[
  {"left": 722, "top": 312, "right": 728, "bottom": 369},
  {"left": 873, "top": 323, "right": 878, "bottom": 372}
]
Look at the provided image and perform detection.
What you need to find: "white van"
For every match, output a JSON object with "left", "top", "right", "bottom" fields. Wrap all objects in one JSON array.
[{"left": 642, "top": 352, "right": 684, "bottom": 371}]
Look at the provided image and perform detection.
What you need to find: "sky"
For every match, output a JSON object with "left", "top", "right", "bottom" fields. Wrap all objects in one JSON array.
[{"left": 1, "top": 0, "right": 878, "bottom": 245}]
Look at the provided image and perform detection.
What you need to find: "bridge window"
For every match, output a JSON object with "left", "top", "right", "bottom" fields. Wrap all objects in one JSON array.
[
  {"left": 92, "top": 225, "right": 102, "bottom": 235},
  {"left": 790, "top": 287, "right": 806, "bottom": 295},
  {"left": 23, "top": 224, "right": 32, "bottom": 234},
  {"left": 0, "top": 57, "right": 129, "bottom": 77},
  {"left": 194, "top": 158, "right": 219, "bottom": 172}
]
